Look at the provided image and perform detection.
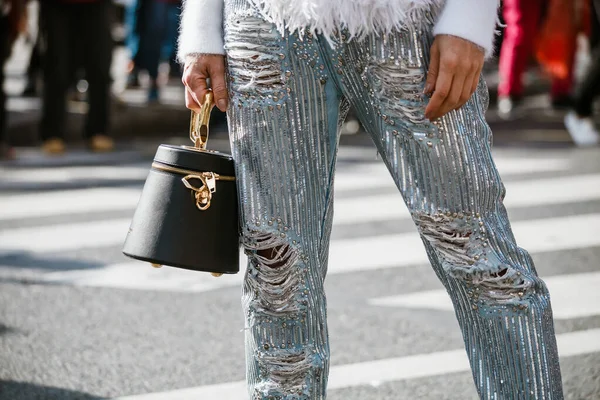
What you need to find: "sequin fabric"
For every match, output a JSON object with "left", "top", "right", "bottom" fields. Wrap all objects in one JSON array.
[{"left": 224, "top": 0, "right": 564, "bottom": 398}]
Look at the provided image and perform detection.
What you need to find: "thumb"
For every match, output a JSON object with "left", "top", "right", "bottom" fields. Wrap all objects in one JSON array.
[{"left": 424, "top": 42, "right": 440, "bottom": 95}]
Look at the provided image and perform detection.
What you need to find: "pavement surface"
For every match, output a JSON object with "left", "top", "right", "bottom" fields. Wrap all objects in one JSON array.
[{"left": 1, "top": 136, "right": 600, "bottom": 399}]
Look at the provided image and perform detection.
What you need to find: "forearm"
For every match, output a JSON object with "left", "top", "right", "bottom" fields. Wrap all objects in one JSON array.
[{"left": 177, "top": 0, "right": 225, "bottom": 63}]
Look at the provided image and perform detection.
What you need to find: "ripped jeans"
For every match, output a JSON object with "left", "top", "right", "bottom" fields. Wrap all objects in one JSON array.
[{"left": 224, "top": 0, "right": 563, "bottom": 399}]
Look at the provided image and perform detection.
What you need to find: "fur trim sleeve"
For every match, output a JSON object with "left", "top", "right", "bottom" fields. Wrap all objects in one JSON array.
[
  {"left": 177, "top": 0, "right": 225, "bottom": 62},
  {"left": 433, "top": 0, "right": 500, "bottom": 58}
]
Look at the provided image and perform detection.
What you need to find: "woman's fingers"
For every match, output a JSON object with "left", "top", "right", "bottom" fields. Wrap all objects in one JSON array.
[
  {"left": 424, "top": 59, "right": 454, "bottom": 120},
  {"left": 424, "top": 35, "right": 485, "bottom": 121},
  {"left": 182, "top": 54, "right": 228, "bottom": 111},
  {"left": 185, "top": 88, "right": 202, "bottom": 112},
  {"left": 439, "top": 72, "right": 466, "bottom": 118}
]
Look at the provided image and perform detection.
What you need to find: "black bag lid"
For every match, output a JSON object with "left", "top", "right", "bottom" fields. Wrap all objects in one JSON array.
[{"left": 153, "top": 144, "right": 235, "bottom": 176}]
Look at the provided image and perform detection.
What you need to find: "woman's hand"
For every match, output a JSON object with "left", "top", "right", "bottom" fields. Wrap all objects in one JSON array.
[
  {"left": 424, "top": 35, "right": 485, "bottom": 121},
  {"left": 182, "top": 54, "right": 228, "bottom": 112}
]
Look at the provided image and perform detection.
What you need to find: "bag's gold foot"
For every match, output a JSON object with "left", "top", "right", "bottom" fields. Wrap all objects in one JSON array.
[
  {"left": 151, "top": 263, "right": 163, "bottom": 268},
  {"left": 211, "top": 273, "right": 223, "bottom": 277}
]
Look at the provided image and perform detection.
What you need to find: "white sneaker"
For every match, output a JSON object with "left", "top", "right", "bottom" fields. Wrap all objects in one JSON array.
[{"left": 564, "top": 112, "right": 600, "bottom": 147}]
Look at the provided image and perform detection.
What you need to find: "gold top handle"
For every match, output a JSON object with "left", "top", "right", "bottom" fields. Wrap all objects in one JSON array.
[{"left": 190, "top": 92, "right": 214, "bottom": 150}]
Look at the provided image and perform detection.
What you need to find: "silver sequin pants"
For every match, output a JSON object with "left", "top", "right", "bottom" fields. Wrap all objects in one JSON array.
[{"left": 223, "top": 1, "right": 563, "bottom": 398}]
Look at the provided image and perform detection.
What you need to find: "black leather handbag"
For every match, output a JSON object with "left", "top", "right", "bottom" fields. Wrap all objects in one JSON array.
[{"left": 122, "top": 93, "right": 239, "bottom": 276}]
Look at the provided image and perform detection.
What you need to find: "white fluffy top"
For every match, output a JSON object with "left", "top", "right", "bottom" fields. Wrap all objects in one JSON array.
[{"left": 178, "top": 0, "right": 499, "bottom": 62}]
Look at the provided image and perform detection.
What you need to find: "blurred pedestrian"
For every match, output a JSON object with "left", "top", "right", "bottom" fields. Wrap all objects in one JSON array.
[
  {"left": 498, "top": 0, "right": 576, "bottom": 119},
  {"left": 163, "top": 0, "right": 181, "bottom": 80},
  {"left": 1, "top": 0, "right": 27, "bottom": 159},
  {"left": 39, "top": 0, "right": 114, "bottom": 155},
  {"left": 124, "top": 0, "right": 141, "bottom": 88},
  {"left": 21, "top": 3, "right": 42, "bottom": 97},
  {"left": 126, "top": 0, "right": 180, "bottom": 103},
  {"left": 565, "top": 0, "right": 600, "bottom": 146},
  {"left": 181, "top": 0, "right": 563, "bottom": 398}
]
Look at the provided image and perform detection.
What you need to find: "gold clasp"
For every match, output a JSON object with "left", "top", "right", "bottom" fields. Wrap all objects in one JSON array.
[
  {"left": 182, "top": 172, "right": 218, "bottom": 211},
  {"left": 190, "top": 92, "right": 214, "bottom": 150}
]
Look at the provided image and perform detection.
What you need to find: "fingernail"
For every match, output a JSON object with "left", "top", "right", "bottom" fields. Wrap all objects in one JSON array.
[
  {"left": 218, "top": 99, "right": 227, "bottom": 111},
  {"left": 423, "top": 84, "right": 432, "bottom": 94}
]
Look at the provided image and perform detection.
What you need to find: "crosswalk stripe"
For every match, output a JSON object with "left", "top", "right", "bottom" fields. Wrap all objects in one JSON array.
[
  {"left": 0, "top": 163, "right": 150, "bottom": 184},
  {"left": 369, "top": 271, "right": 600, "bottom": 320},
  {"left": 327, "top": 213, "right": 600, "bottom": 274},
  {"left": 0, "top": 218, "right": 132, "bottom": 253},
  {"left": 113, "top": 328, "right": 600, "bottom": 400},
  {"left": 0, "top": 169, "right": 593, "bottom": 223},
  {"left": 0, "top": 155, "right": 569, "bottom": 183},
  {"left": 39, "top": 261, "right": 244, "bottom": 293},
  {"left": 335, "top": 173, "right": 600, "bottom": 225},
  {"left": 2, "top": 213, "right": 600, "bottom": 272},
  {"left": 24, "top": 213, "right": 600, "bottom": 294},
  {"left": 0, "top": 187, "right": 142, "bottom": 221},
  {"left": 332, "top": 156, "right": 571, "bottom": 191},
  {"left": 0, "top": 154, "right": 568, "bottom": 194}
]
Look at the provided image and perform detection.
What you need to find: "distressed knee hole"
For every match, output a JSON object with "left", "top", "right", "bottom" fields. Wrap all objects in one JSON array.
[
  {"left": 254, "top": 349, "right": 323, "bottom": 398},
  {"left": 225, "top": 17, "right": 286, "bottom": 96},
  {"left": 415, "top": 212, "right": 534, "bottom": 304},
  {"left": 366, "top": 60, "right": 433, "bottom": 128},
  {"left": 244, "top": 230, "right": 305, "bottom": 315}
]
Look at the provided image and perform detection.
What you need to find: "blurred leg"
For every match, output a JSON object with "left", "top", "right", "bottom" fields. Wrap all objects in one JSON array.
[
  {"left": 137, "top": 0, "right": 167, "bottom": 82},
  {"left": 574, "top": 2, "right": 600, "bottom": 118},
  {"left": 0, "top": 18, "right": 9, "bottom": 145},
  {"left": 40, "top": 2, "right": 71, "bottom": 141},
  {"left": 79, "top": 0, "right": 113, "bottom": 138},
  {"left": 125, "top": 0, "right": 140, "bottom": 64},
  {"left": 498, "top": 0, "right": 543, "bottom": 98},
  {"left": 165, "top": 3, "right": 181, "bottom": 78}
]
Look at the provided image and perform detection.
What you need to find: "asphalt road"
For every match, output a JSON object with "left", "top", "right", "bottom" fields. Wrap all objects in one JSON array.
[{"left": 1, "top": 135, "right": 599, "bottom": 400}]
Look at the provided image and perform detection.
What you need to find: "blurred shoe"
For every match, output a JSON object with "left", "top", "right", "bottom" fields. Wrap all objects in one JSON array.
[
  {"left": 21, "top": 81, "right": 38, "bottom": 97},
  {"left": 0, "top": 142, "right": 16, "bottom": 160},
  {"left": 148, "top": 86, "right": 160, "bottom": 104},
  {"left": 564, "top": 112, "right": 600, "bottom": 147},
  {"left": 551, "top": 95, "right": 573, "bottom": 110},
  {"left": 169, "top": 62, "right": 182, "bottom": 79},
  {"left": 126, "top": 70, "right": 141, "bottom": 89},
  {"left": 497, "top": 95, "right": 522, "bottom": 120},
  {"left": 42, "top": 138, "right": 66, "bottom": 155},
  {"left": 89, "top": 134, "right": 114, "bottom": 152}
]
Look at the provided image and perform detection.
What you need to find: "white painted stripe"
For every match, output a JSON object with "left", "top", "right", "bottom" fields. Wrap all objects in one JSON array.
[
  {"left": 0, "top": 163, "right": 150, "bottom": 184},
  {"left": 0, "top": 218, "right": 132, "bottom": 253},
  {"left": 0, "top": 155, "right": 567, "bottom": 191},
  {"left": 0, "top": 154, "right": 569, "bottom": 222},
  {"left": 113, "top": 328, "right": 600, "bottom": 400},
  {"left": 0, "top": 167, "right": 588, "bottom": 223},
  {"left": 25, "top": 213, "right": 600, "bottom": 294},
  {"left": 40, "top": 261, "right": 245, "bottom": 294},
  {"left": 0, "top": 159, "right": 576, "bottom": 225},
  {"left": 335, "top": 173, "right": 600, "bottom": 225},
  {"left": 327, "top": 213, "right": 600, "bottom": 274},
  {"left": 0, "top": 188, "right": 142, "bottom": 220},
  {"left": 333, "top": 157, "right": 570, "bottom": 191},
  {"left": 369, "top": 271, "right": 600, "bottom": 320}
]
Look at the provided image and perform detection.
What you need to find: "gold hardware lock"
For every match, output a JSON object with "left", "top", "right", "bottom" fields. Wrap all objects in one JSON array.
[
  {"left": 151, "top": 263, "right": 163, "bottom": 268},
  {"left": 182, "top": 172, "right": 218, "bottom": 211}
]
